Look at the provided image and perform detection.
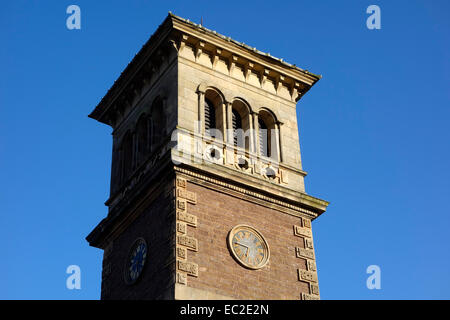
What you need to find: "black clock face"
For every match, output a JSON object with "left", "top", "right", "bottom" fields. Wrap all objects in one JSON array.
[{"left": 124, "top": 238, "right": 147, "bottom": 284}]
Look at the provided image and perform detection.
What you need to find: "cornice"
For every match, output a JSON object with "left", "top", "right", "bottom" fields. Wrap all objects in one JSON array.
[
  {"left": 169, "top": 13, "right": 321, "bottom": 84},
  {"left": 88, "top": 13, "right": 321, "bottom": 127},
  {"left": 174, "top": 165, "right": 329, "bottom": 218},
  {"left": 88, "top": 15, "right": 175, "bottom": 126}
]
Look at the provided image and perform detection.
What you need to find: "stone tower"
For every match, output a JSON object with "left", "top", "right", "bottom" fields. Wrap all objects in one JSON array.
[{"left": 87, "top": 13, "right": 329, "bottom": 300}]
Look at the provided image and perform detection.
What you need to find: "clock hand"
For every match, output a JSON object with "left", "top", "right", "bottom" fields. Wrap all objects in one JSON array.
[
  {"left": 236, "top": 241, "right": 249, "bottom": 248},
  {"left": 235, "top": 242, "right": 250, "bottom": 258}
]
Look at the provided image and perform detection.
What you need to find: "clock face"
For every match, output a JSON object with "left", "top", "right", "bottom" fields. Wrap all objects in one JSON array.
[
  {"left": 124, "top": 238, "right": 147, "bottom": 284},
  {"left": 228, "top": 225, "right": 269, "bottom": 269}
]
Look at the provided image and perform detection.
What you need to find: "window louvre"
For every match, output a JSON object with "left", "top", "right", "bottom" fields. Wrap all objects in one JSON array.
[
  {"left": 232, "top": 109, "right": 242, "bottom": 146},
  {"left": 258, "top": 119, "right": 269, "bottom": 157},
  {"left": 205, "top": 98, "right": 216, "bottom": 133}
]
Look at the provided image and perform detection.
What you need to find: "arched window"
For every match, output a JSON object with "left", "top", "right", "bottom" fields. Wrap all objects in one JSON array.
[
  {"left": 150, "top": 97, "right": 165, "bottom": 150},
  {"left": 231, "top": 99, "right": 251, "bottom": 150},
  {"left": 258, "top": 118, "right": 269, "bottom": 157},
  {"left": 136, "top": 114, "right": 149, "bottom": 165},
  {"left": 232, "top": 109, "right": 242, "bottom": 146},
  {"left": 204, "top": 89, "right": 224, "bottom": 140},
  {"left": 205, "top": 98, "right": 216, "bottom": 134},
  {"left": 121, "top": 131, "right": 133, "bottom": 183},
  {"left": 258, "top": 109, "right": 278, "bottom": 160},
  {"left": 111, "top": 144, "right": 120, "bottom": 193}
]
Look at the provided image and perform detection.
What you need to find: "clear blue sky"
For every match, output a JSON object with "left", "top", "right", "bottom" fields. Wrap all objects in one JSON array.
[{"left": 1, "top": 0, "right": 449, "bottom": 300}]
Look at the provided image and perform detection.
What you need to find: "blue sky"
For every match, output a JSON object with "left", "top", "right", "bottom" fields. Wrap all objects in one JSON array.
[{"left": 0, "top": 0, "right": 449, "bottom": 300}]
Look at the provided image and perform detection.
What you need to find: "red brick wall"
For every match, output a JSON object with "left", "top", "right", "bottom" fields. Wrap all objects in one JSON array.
[
  {"left": 186, "top": 181, "right": 310, "bottom": 300},
  {"left": 100, "top": 176, "right": 176, "bottom": 300}
]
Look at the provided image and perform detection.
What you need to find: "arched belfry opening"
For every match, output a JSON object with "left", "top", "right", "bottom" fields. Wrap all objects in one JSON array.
[
  {"left": 231, "top": 99, "right": 251, "bottom": 151},
  {"left": 136, "top": 113, "right": 150, "bottom": 166},
  {"left": 150, "top": 97, "right": 166, "bottom": 150},
  {"left": 257, "top": 108, "right": 278, "bottom": 160},
  {"left": 204, "top": 88, "right": 224, "bottom": 140},
  {"left": 120, "top": 131, "right": 133, "bottom": 185}
]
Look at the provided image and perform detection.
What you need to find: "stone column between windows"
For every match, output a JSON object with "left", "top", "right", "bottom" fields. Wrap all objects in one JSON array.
[
  {"left": 197, "top": 91, "right": 205, "bottom": 135},
  {"left": 252, "top": 112, "right": 260, "bottom": 157},
  {"left": 221, "top": 102, "right": 227, "bottom": 144},
  {"left": 274, "top": 121, "right": 282, "bottom": 163},
  {"left": 226, "top": 101, "right": 233, "bottom": 144},
  {"left": 248, "top": 112, "right": 254, "bottom": 153}
]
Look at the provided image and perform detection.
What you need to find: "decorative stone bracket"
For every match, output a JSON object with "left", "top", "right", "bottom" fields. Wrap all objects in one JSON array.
[{"left": 175, "top": 32, "right": 316, "bottom": 103}]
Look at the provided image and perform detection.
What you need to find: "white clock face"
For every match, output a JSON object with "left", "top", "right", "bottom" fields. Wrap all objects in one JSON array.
[{"left": 228, "top": 225, "right": 269, "bottom": 269}]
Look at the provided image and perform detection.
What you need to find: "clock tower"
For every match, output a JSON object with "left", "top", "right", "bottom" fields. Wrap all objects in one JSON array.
[{"left": 87, "top": 13, "right": 329, "bottom": 300}]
